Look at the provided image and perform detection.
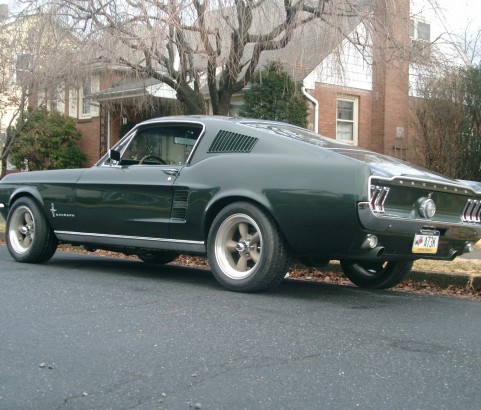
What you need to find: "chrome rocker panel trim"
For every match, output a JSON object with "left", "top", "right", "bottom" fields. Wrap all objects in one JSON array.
[{"left": 55, "top": 231, "right": 206, "bottom": 253}]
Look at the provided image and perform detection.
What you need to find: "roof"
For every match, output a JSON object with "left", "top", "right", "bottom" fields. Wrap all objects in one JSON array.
[
  {"left": 92, "top": 0, "right": 373, "bottom": 102},
  {"left": 194, "top": 0, "right": 371, "bottom": 83},
  {"left": 92, "top": 77, "right": 176, "bottom": 102}
]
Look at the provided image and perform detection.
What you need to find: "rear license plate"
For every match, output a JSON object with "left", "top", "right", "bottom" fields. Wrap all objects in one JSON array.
[{"left": 412, "top": 230, "right": 440, "bottom": 254}]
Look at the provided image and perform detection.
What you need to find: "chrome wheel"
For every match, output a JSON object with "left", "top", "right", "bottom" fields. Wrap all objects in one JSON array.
[
  {"left": 207, "top": 202, "right": 288, "bottom": 292},
  {"left": 9, "top": 205, "right": 36, "bottom": 255},
  {"left": 214, "top": 213, "right": 262, "bottom": 280},
  {"left": 6, "top": 197, "right": 58, "bottom": 263}
]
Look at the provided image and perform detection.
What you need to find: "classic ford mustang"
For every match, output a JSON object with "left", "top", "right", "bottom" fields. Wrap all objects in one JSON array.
[{"left": 1, "top": 116, "right": 480, "bottom": 292}]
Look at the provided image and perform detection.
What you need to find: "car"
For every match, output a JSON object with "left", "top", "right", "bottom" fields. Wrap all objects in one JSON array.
[{"left": 1, "top": 116, "right": 480, "bottom": 292}]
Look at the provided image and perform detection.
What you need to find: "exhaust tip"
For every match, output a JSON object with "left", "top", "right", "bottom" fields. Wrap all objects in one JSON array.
[
  {"left": 463, "top": 242, "right": 474, "bottom": 254},
  {"left": 449, "top": 249, "right": 458, "bottom": 261}
]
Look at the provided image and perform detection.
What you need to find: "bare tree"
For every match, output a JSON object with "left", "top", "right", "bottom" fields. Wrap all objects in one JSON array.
[
  {"left": 455, "top": 22, "right": 481, "bottom": 66},
  {"left": 411, "top": 69, "right": 465, "bottom": 177},
  {"left": 16, "top": 0, "right": 402, "bottom": 116},
  {"left": 411, "top": 65, "right": 481, "bottom": 180},
  {"left": 0, "top": 7, "right": 80, "bottom": 177},
  {"left": 0, "top": 10, "right": 30, "bottom": 177}
]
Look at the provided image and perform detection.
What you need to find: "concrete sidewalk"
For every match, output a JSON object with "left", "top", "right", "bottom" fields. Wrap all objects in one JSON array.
[{"left": 0, "top": 216, "right": 479, "bottom": 290}]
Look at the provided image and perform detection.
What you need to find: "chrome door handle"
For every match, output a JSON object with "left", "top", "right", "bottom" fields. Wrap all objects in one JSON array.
[{"left": 163, "top": 168, "right": 179, "bottom": 176}]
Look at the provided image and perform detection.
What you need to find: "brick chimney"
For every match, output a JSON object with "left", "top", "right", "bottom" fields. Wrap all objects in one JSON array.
[{"left": 370, "top": 0, "right": 411, "bottom": 159}]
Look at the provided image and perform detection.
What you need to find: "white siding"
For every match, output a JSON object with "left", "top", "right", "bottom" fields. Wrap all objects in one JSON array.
[{"left": 304, "top": 23, "right": 373, "bottom": 91}]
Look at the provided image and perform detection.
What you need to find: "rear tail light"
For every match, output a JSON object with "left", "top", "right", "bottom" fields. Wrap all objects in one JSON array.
[
  {"left": 370, "top": 186, "right": 390, "bottom": 213},
  {"left": 462, "top": 199, "right": 481, "bottom": 223}
]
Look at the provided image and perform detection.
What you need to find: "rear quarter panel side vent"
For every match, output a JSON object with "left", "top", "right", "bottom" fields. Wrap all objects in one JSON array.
[
  {"left": 171, "top": 189, "right": 189, "bottom": 221},
  {"left": 208, "top": 130, "right": 258, "bottom": 153}
]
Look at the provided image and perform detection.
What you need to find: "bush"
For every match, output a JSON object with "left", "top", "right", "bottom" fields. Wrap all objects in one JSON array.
[
  {"left": 239, "top": 62, "right": 308, "bottom": 127},
  {"left": 9, "top": 107, "right": 86, "bottom": 171}
]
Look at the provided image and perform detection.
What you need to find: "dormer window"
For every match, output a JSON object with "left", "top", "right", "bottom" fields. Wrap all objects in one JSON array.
[
  {"left": 15, "top": 53, "right": 32, "bottom": 85},
  {"left": 410, "top": 18, "right": 431, "bottom": 62},
  {"left": 410, "top": 19, "right": 430, "bottom": 42}
]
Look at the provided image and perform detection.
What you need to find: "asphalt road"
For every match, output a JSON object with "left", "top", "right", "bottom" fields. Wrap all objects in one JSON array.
[{"left": 1, "top": 246, "right": 481, "bottom": 410}]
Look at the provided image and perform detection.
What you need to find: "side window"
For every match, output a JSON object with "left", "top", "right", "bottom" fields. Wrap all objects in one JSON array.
[{"left": 120, "top": 124, "right": 201, "bottom": 166}]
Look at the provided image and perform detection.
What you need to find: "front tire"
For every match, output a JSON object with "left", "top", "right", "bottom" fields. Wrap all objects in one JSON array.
[
  {"left": 340, "top": 260, "right": 413, "bottom": 289},
  {"left": 207, "top": 202, "right": 288, "bottom": 292},
  {"left": 6, "top": 197, "right": 58, "bottom": 263}
]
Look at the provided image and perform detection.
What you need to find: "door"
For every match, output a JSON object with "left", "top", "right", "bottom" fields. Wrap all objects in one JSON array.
[{"left": 74, "top": 123, "right": 200, "bottom": 240}]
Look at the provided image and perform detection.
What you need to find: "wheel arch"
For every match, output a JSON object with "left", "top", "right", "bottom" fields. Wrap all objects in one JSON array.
[
  {"left": 203, "top": 193, "right": 288, "bottom": 246},
  {"left": 8, "top": 187, "right": 44, "bottom": 213}
]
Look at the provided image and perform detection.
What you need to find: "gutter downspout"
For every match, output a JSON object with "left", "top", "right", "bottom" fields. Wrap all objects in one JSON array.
[
  {"left": 107, "top": 110, "right": 111, "bottom": 150},
  {"left": 302, "top": 86, "right": 319, "bottom": 134}
]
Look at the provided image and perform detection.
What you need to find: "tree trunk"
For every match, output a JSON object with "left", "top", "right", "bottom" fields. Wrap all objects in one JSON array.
[
  {"left": 216, "top": 96, "right": 232, "bottom": 116},
  {"left": 177, "top": 84, "right": 206, "bottom": 115},
  {"left": 0, "top": 146, "right": 8, "bottom": 179}
]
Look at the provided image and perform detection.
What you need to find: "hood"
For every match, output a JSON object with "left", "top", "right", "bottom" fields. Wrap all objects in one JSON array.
[{"left": 0, "top": 168, "right": 86, "bottom": 184}]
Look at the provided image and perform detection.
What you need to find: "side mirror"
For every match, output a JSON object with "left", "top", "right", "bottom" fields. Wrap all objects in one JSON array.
[{"left": 109, "top": 149, "right": 121, "bottom": 162}]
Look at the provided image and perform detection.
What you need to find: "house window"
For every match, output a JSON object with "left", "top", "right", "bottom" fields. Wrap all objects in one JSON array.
[
  {"left": 417, "top": 21, "right": 430, "bottom": 41},
  {"left": 80, "top": 77, "right": 100, "bottom": 118},
  {"left": 15, "top": 53, "right": 32, "bottom": 85},
  {"left": 410, "top": 18, "right": 431, "bottom": 61},
  {"left": 49, "top": 85, "right": 58, "bottom": 112},
  {"left": 82, "top": 80, "right": 91, "bottom": 116},
  {"left": 410, "top": 19, "right": 430, "bottom": 42},
  {"left": 336, "top": 97, "right": 358, "bottom": 145}
]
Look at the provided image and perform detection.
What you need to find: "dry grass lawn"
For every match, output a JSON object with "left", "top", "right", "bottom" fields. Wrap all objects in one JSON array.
[{"left": 414, "top": 258, "right": 481, "bottom": 274}]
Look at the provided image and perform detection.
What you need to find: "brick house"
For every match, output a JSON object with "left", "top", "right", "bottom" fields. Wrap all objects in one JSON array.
[
  {"left": 2, "top": 0, "right": 466, "bottom": 168},
  {"left": 85, "top": 0, "right": 463, "bottom": 166},
  {"left": 223, "top": 0, "right": 466, "bottom": 163}
]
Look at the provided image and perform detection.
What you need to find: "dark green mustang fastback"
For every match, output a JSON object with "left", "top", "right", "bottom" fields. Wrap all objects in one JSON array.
[{"left": 1, "top": 116, "right": 480, "bottom": 292}]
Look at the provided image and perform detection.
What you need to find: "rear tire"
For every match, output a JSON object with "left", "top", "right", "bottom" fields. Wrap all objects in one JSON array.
[
  {"left": 340, "top": 260, "right": 413, "bottom": 289},
  {"left": 207, "top": 202, "right": 288, "bottom": 292},
  {"left": 6, "top": 197, "right": 58, "bottom": 263}
]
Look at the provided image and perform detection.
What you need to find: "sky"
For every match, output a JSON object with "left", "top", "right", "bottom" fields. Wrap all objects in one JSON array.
[
  {"left": 423, "top": 0, "right": 480, "bottom": 34},
  {"left": 4, "top": 0, "right": 480, "bottom": 37}
]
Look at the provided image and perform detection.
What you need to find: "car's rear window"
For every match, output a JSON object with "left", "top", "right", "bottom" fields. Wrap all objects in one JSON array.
[{"left": 241, "top": 121, "right": 350, "bottom": 149}]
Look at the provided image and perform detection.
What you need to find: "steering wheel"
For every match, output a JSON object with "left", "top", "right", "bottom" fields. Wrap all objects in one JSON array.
[{"left": 138, "top": 155, "right": 166, "bottom": 165}]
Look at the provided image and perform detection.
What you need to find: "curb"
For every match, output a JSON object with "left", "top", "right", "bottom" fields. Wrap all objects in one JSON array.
[
  {"left": 409, "top": 270, "right": 481, "bottom": 290},
  {"left": 0, "top": 223, "right": 479, "bottom": 290}
]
